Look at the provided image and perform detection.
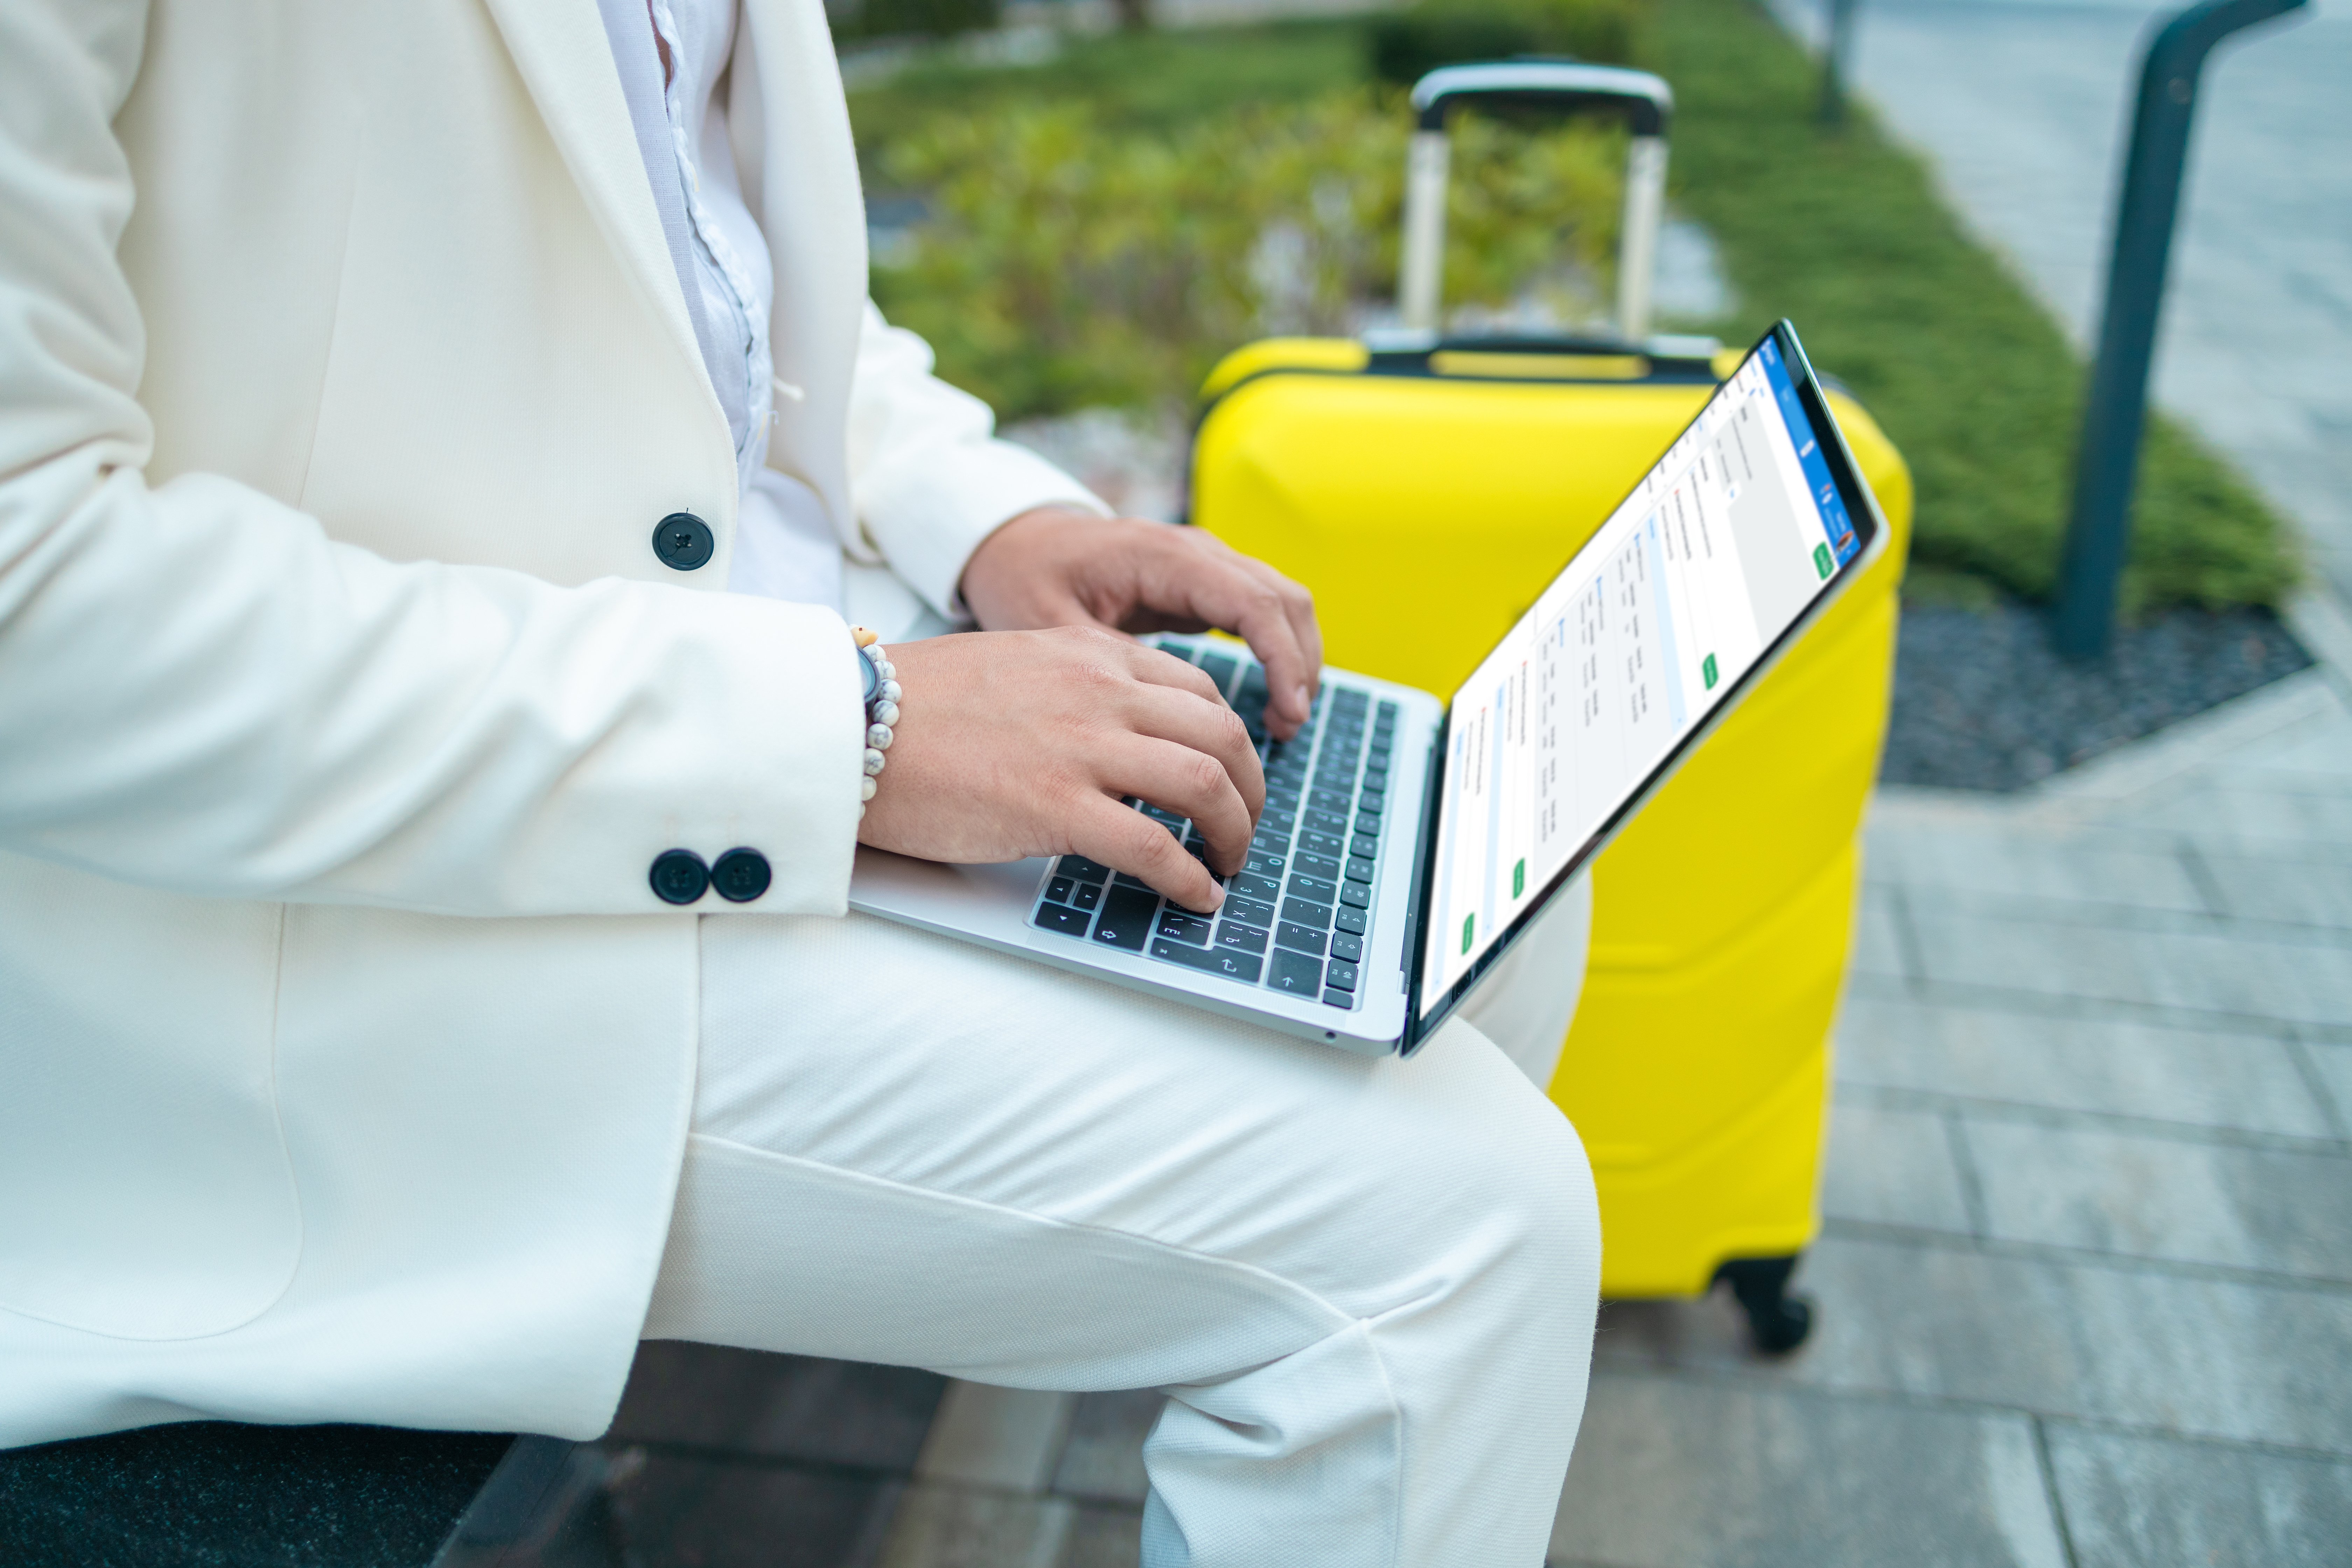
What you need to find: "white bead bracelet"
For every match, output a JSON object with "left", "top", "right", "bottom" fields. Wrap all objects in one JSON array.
[{"left": 852, "top": 625, "right": 901, "bottom": 820}]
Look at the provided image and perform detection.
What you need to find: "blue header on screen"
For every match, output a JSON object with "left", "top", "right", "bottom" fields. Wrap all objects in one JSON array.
[{"left": 1758, "top": 337, "right": 1860, "bottom": 566}]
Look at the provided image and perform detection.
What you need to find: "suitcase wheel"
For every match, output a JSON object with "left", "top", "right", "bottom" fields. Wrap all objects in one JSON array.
[{"left": 1713, "top": 1254, "right": 1814, "bottom": 1356}]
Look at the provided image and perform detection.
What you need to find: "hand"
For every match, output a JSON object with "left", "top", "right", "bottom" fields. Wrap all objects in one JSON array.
[
  {"left": 959, "top": 508, "right": 1324, "bottom": 742},
  {"left": 856, "top": 626, "right": 1264, "bottom": 913}
]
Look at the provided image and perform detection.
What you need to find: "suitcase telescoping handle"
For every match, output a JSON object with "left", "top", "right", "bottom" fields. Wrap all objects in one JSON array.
[{"left": 1399, "top": 62, "right": 1676, "bottom": 344}]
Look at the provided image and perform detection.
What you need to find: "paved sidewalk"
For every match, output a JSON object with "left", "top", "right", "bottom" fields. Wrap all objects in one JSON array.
[
  {"left": 1552, "top": 628, "right": 2352, "bottom": 1565},
  {"left": 1771, "top": 0, "right": 2352, "bottom": 598}
]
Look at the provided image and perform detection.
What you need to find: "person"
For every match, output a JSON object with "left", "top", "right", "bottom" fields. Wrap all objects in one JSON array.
[{"left": 0, "top": 1, "right": 1601, "bottom": 1561}]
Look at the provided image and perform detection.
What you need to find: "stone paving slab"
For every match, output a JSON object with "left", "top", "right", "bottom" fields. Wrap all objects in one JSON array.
[
  {"left": 1595, "top": 1233, "right": 2352, "bottom": 1455},
  {"left": 601, "top": 1449, "right": 905, "bottom": 1568},
  {"left": 2193, "top": 844, "right": 2352, "bottom": 929},
  {"left": 1834, "top": 994, "right": 2338, "bottom": 1138},
  {"left": 1847, "top": 882, "right": 1912, "bottom": 985},
  {"left": 2110, "top": 778, "right": 2352, "bottom": 852},
  {"left": 1962, "top": 1117, "right": 2352, "bottom": 1280},
  {"left": 1049, "top": 1392, "right": 1157, "bottom": 1506},
  {"left": 2305, "top": 1041, "right": 2352, "bottom": 1135},
  {"left": 1060, "top": 1503, "right": 1145, "bottom": 1568},
  {"left": 608, "top": 1343, "right": 946, "bottom": 1471},
  {"left": 1901, "top": 899, "right": 2352, "bottom": 1029},
  {"left": 2045, "top": 1422, "right": 2352, "bottom": 1568},
  {"left": 876, "top": 1485, "right": 1076, "bottom": 1568},
  {"left": 1549, "top": 1373, "right": 2068, "bottom": 1568},
  {"left": 1864, "top": 820, "right": 2208, "bottom": 915},
  {"left": 1819, "top": 1102, "right": 1974, "bottom": 1233}
]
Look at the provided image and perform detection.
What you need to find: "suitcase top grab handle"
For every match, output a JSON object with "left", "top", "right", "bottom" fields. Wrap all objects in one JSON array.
[{"left": 1399, "top": 61, "right": 1676, "bottom": 344}]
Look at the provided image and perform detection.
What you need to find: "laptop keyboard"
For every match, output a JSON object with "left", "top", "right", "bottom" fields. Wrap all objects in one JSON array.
[{"left": 1027, "top": 642, "right": 1398, "bottom": 1013}]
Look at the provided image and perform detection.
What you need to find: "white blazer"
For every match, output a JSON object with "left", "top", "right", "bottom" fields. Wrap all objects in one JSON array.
[{"left": 0, "top": 0, "right": 1097, "bottom": 1447}]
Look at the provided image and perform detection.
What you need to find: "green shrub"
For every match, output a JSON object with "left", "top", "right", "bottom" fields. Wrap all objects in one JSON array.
[
  {"left": 1370, "top": 0, "right": 1652, "bottom": 86},
  {"left": 869, "top": 91, "right": 1623, "bottom": 420},
  {"left": 838, "top": 0, "right": 1000, "bottom": 42},
  {"left": 1652, "top": 0, "right": 2296, "bottom": 611}
]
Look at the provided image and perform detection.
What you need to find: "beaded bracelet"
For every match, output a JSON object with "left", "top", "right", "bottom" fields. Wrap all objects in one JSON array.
[{"left": 851, "top": 625, "right": 902, "bottom": 820}]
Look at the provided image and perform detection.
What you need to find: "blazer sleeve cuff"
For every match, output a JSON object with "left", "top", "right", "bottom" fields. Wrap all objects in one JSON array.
[
  {"left": 609, "top": 592, "right": 866, "bottom": 917},
  {"left": 855, "top": 438, "right": 1111, "bottom": 620}
]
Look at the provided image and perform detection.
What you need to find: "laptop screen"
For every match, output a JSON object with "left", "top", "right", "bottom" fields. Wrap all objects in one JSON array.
[{"left": 1418, "top": 331, "right": 1865, "bottom": 1009}]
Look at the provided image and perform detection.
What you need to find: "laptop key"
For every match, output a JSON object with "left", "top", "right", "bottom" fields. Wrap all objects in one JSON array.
[
  {"left": 1281, "top": 895, "right": 1334, "bottom": 929},
  {"left": 1232, "top": 874, "right": 1282, "bottom": 904},
  {"left": 1157, "top": 910, "right": 1212, "bottom": 946},
  {"left": 1153, "top": 938, "right": 1262, "bottom": 984},
  {"left": 1288, "top": 873, "right": 1339, "bottom": 904},
  {"left": 1335, "top": 906, "right": 1367, "bottom": 935},
  {"left": 1197, "top": 651, "right": 1239, "bottom": 695},
  {"left": 1246, "top": 850, "right": 1287, "bottom": 877},
  {"left": 1091, "top": 886, "right": 1158, "bottom": 950},
  {"left": 1275, "top": 921, "right": 1328, "bottom": 956},
  {"left": 1331, "top": 931, "right": 1364, "bottom": 961},
  {"left": 1345, "top": 856, "right": 1374, "bottom": 884},
  {"left": 1033, "top": 902, "right": 1091, "bottom": 938},
  {"left": 1309, "top": 789, "right": 1351, "bottom": 814},
  {"left": 1292, "top": 853, "right": 1339, "bottom": 882},
  {"left": 1268, "top": 950, "right": 1323, "bottom": 995},
  {"left": 1302, "top": 811, "right": 1348, "bottom": 837},
  {"left": 1350, "top": 833, "right": 1379, "bottom": 859},
  {"left": 1214, "top": 919, "right": 1269, "bottom": 955},
  {"left": 1047, "top": 875, "right": 1074, "bottom": 904},
  {"left": 1059, "top": 854, "right": 1112, "bottom": 883},
  {"left": 1322, "top": 988, "right": 1356, "bottom": 1010},
  {"left": 1325, "top": 959, "right": 1359, "bottom": 992},
  {"left": 1339, "top": 882, "right": 1371, "bottom": 910},
  {"left": 1113, "top": 873, "right": 1156, "bottom": 891},
  {"left": 1071, "top": 881, "right": 1102, "bottom": 912},
  {"left": 1225, "top": 895, "right": 1279, "bottom": 928},
  {"left": 1300, "top": 827, "right": 1345, "bottom": 856}
]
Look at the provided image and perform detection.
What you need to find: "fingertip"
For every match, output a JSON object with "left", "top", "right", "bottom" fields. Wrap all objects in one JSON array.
[
  {"left": 1292, "top": 684, "right": 1312, "bottom": 720},
  {"left": 1184, "top": 881, "right": 1226, "bottom": 916}
]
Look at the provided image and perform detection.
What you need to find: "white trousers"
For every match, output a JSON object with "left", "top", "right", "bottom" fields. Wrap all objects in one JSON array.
[{"left": 644, "top": 877, "right": 1599, "bottom": 1568}]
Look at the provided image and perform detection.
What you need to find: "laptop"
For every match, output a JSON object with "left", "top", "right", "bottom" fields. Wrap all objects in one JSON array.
[{"left": 849, "top": 321, "right": 1887, "bottom": 1055}]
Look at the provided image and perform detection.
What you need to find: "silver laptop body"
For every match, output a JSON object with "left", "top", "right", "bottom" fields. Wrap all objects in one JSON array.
[{"left": 850, "top": 322, "right": 1889, "bottom": 1056}]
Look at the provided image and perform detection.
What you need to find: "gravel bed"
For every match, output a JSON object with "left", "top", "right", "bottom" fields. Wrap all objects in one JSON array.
[{"left": 1881, "top": 599, "right": 2314, "bottom": 792}]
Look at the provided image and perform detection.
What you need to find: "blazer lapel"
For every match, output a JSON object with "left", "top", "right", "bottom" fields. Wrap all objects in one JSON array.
[
  {"left": 737, "top": 0, "right": 870, "bottom": 537},
  {"left": 481, "top": 0, "right": 714, "bottom": 420}
]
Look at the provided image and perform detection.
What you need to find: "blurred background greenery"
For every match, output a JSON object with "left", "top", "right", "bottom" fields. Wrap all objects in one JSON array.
[{"left": 839, "top": 0, "right": 2298, "bottom": 614}]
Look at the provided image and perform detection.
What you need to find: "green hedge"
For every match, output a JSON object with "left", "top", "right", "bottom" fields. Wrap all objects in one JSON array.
[
  {"left": 1653, "top": 0, "right": 2293, "bottom": 610},
  {"left": 847, "top": 1, "right": 2298, "bottom": 610},
  {"left": 871, "top": 92, "right": 1624, "bottom": 420}
]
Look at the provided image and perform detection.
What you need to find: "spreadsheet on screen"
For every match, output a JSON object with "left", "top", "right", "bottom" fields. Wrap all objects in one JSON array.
[{"left": 1422, "top": 338, "right": 1861, "bottom": 1003}]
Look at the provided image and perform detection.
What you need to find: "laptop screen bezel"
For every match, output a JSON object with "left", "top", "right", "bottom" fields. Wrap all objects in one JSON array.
[{"left": 1399, "top": 320, "right": 1883, "bottom": 1050}]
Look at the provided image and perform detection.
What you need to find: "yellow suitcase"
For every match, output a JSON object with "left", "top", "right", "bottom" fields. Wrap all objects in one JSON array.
[{"left": 1187, "top": 64, "right": 1915, "bottom": 1351}]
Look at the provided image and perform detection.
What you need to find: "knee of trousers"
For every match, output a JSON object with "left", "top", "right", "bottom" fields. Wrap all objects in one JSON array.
[{"left": 1345, "top": 1051, "right": 1603, "bottom": 1350}]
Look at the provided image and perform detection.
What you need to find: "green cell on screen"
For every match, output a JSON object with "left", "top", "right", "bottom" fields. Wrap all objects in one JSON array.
[
  {"left": 1814, "top": 542, "right": 1833, "bottom": 578},
  {"left": 1512, "top": 858, "right": 1526, "bottom": 898},
  {"left": 1461, "top": 913, "right": 1474, "bottom": 954},
  {"left": 1701, "top": 653, "right": 1718, "bottom": 690}
]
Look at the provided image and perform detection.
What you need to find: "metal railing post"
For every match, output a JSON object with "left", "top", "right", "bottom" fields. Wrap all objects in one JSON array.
[
  {"left": 1817, "top": 0, "right": 1861, "bottom": 126},
  {"left": 2051, "top": 0, "right": 2308, "bottom": 659}
]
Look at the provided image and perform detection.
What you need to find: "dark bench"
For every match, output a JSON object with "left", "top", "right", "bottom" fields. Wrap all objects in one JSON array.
[{"left": 0, "top": 1347, "right": 950, "bottom": 1567}]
